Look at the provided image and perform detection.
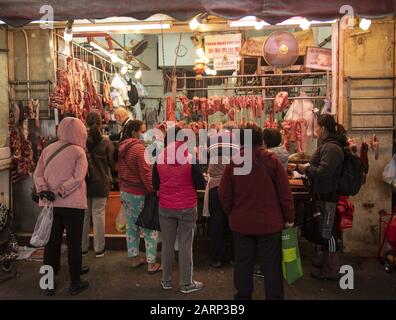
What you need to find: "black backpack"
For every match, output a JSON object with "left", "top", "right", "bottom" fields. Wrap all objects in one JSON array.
[
  {"left": 338, "top": 147, "right": 366, "bottom": 196},
  {"left": 128, "top": 79, "right": 139, "bottom": 107}
]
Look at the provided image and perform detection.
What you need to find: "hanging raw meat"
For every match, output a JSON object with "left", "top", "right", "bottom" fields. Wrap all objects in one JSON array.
[
  {"left": 200, "top": 97, "right": 208, "bottom": 121},
  {"left": 264, "top": 119, "right": 279, "bottom": 129},
  {"left": 103, "top": 81, "right": 113, "bottom": 111},
  {"left": 370, "top": 134, "right": 379, "bottom": 160},
  {"left": 360, "top": 141, "right": 369, "bottom": 173},
  {"left": 179, "top": 95, "right": 191, "bottom": 118},
  {"left": 284, "top": 93, "right": 314, "bottom": 136},
  {"left": 256, "top": 96, "right": 264, "bottom": 118},
  {"left": 274, "top": 91, "right": 289, "bottom": 113},
  {"left": 229, "top": 108, "right": 236, "bottom": 121},
  {"left": 166, "top": 96, "right": 176, "bottom": 121},
  {"left": 222, "top": 96, "right": 230, "bottom": 114},
  {"left": 192, "top": 96, "right": 200, "bottom": 114},
  {"left": 295, "top": 119, "right": 308, "bottom": 153}
]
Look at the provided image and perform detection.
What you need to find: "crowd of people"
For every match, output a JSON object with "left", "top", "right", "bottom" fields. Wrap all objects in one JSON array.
[{"left": 33, "top": 107, "right": 348, "bottom": 299}]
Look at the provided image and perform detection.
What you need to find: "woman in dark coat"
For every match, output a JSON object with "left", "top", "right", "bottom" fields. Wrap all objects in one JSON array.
[{"left": 295, "top": 114, "right": 346, "bottom": 280}]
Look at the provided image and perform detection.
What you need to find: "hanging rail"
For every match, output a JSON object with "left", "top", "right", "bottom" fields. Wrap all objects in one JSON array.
[
  {"left": 171, "top": 72, "right": 329, "bottom": 80},
  {"left": 178, "top": 83, "right": 327, "bottom": 91}
]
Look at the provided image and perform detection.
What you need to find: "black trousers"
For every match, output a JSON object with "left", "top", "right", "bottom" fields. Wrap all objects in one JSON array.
[
  {"left": 44, "top": 207, "right": 84, "bottom": 283},
  {"left": 209, "top": 187, "right": 234, "bottom": 262},
  {"left": 233, "top": 231, "right": 284, "bottom": 300}
]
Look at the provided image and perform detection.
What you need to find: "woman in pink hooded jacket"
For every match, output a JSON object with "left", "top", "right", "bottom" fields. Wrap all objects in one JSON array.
[{"left": 34, "top": 117, "right": 89, "bottom": 296}]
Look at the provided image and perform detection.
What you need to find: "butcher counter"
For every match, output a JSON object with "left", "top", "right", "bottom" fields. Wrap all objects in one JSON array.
[{"left": 102, "top": 179, "right": 310, "bottom": 237}]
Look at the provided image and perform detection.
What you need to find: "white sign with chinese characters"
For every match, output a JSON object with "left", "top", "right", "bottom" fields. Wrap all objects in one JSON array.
[{"left": 205, "top": 33, "right": 242, "bottom": 71}]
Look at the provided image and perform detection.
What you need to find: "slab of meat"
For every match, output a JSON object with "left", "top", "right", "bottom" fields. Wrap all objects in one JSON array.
[
  {"left": 103, "top": 80, "right": 113, "bottom": 111},
  {"left": 264, "top": 115, "right": 279, "bottom": 129},
  {"left": 360, "top": 141, "right": 369, "bottom": 173},
  {"left": 274, "top": 91, "right": 289, "bottom": 113},
  {"left": 179, "top": 95, "right": 191, "bottom": 118},
  {"left": 228, "top": 108, "right": 236, "bottom": 121},
  {"left": 295, "top": 119, "right": 308, "bottom": 153},
  {"left": 222, "top": 96, "right": 230, "bottom": 114},
  {"left": 200, "top": 97, "right": 208, "bottom": 121},
  {"left": 282, "top": 119, "right": 308, "bottom": 153},
  {"left": 370, "top": 134, "right": 379, "bottom": 160},
  {"left": 166, "top": 96, "right": 176, "bottom": 121},
  {"left": 284, "top": 96, "right": 314, "bottom": 136},
  {"left": 256, "top": 96, "right": 264, "bottom": 118},
  {"left": 192, "top": 96, "right": 200, "bottom": 114}
]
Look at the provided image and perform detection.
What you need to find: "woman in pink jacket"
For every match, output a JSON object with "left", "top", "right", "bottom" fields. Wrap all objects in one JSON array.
[
  {"left": 34, "top": 117, "right": 89, "bottom": 296},
  {"left": 153, "top": 126, "right": 206, "bottom": 293}
]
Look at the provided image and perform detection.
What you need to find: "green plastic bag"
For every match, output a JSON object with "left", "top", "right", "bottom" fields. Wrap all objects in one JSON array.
[{"left": 282, "top": 227, "right": 303, "bottom": 285}]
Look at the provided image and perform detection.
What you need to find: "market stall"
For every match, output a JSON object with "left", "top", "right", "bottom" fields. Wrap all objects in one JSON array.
[{"left": 1, "top": 3, "right": 395, "bottom": 256}]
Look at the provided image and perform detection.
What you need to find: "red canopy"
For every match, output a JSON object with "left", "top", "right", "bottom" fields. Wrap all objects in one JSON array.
[{"left": 0, "top": 0, "right": 395, "bottom": 27}]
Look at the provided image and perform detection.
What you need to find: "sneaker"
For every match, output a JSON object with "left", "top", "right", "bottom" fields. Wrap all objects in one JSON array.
[
  {"left": 160, "top": 281, "right": 173, "bottom": 290},
  {"left": 210, "top": 261, "right": 222, "bottom": 268},
  {"left": 82, "top": 251, "right": 88, "bottom": 257},
  {"left": 80, "top": 266, "right": 90, "bottom": 275},
  {"left": 45, "top": 281, "right": 57, "bottom": 296},
  {"left": 67, "top": 281, "right": 89, "bottom": 295},
  {"left": 95, "top": 250, "right": 105, "bottom": 258},
  {"left": 180, "top": 281, "right": 204, "bottom": 294},
  {"left": 253, "top": 270, "right": 265, "bottom": 278}
]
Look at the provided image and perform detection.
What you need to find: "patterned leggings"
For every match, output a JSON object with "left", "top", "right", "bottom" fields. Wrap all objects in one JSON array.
[{"left": 120, "top": 192, "right": 159, "bottom": 263}]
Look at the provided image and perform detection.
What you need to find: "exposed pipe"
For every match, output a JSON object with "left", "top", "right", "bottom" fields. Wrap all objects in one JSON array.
[{"left": 21, "top": 29, "right": 30, "bottom": 100}]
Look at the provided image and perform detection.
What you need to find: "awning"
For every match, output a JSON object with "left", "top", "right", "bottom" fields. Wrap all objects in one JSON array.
[{"left": 1, "top": 0, "right": 395, "bottom": 27}]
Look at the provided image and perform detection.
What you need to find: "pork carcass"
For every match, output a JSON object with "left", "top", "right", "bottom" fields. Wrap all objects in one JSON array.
[
  {"left": 274, "top": 91, "right": 289, "bottom": 113},
  {"left": 284, "top": 95, "right": 314, "bottom": 136}
]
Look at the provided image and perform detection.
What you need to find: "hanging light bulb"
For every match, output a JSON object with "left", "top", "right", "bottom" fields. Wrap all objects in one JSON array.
[
  {"left": 254, "top": 20, "right": 265, "bottom": 30},
  {"left": 189, "top": 17, "right": 201, "bottom": 30},
  {"left": 359, "top": 18, "right": 371, "bottom": 31},
  {"left": 299, "top": 18, "right": 311, "bottom": 30},
  {"left": 121, "top": 65, "right": 128, "bottom": 75},
  {"left": 135, "top": 69, "right": 142, "bottom": 80}
]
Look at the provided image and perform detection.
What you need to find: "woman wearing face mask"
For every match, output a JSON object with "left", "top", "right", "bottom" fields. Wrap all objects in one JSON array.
[
  {"left": 295, "top": 114, "right": 347, "bottom": 281},
  {"left": 118, "top": 120, "right": 160, "bottom": 273}
]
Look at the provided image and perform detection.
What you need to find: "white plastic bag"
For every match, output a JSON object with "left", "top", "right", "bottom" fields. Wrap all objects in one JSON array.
[
  {"left": 383, "top": 154, "right": 396, "bottom": 185},
  {"left": 115, "top": 205, "right": 127, "bottom": 233},
  {"left": 30, "top": 203, "right": 54, "bottom": 247}
]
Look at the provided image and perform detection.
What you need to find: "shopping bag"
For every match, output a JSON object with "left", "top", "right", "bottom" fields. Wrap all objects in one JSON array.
[
  {"left": 282, "top": 227, "right": 303, "bottom": 285},
  {"left": 30, "top": 203, "right": 54, "bottom": 247},
  {"left": 115, "top": 206, "right": 127, "bottom": 233},
  {"left": 383, "top": 154, "right": 396, "bottom": 185},
  {"left": 136, "top": 193, "right": 161, "bottom": 231},
  {"left": 303, "top": 199, "right": 337, "bottom": 245}
]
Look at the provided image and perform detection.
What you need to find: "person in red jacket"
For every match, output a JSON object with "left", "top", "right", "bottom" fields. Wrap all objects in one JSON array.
[
  {"left": 153, "top": 126, "right": 206, "bottom": 294},
  {"left": 118, "top": 120, "right": 160, "bottom": 273},
  {"left": 219, "top": 124, "right": 295, "bottom": 300}
]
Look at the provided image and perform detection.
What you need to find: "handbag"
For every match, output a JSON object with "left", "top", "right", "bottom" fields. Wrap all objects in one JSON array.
[
  {"left": 135, "top": 192, "right": 161, "bottom": 231},
  {"left": 282, "top": 227, "right": 303, "bottom": 285},
  {"left": 31, "top": 143, "right": 73, "bottom": 203},
  {"left": 303, "top": 197, "right": 337, "bottom": 245}
]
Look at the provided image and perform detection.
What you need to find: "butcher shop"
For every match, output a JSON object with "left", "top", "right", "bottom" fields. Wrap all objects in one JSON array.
[{"left": 0, "top": 0, "right": 396, "bottom": 282}]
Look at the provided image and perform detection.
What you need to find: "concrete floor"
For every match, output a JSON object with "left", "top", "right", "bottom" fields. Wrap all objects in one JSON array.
[{"left": 1, "top": 247, "right": 396, "bottom": 300}]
